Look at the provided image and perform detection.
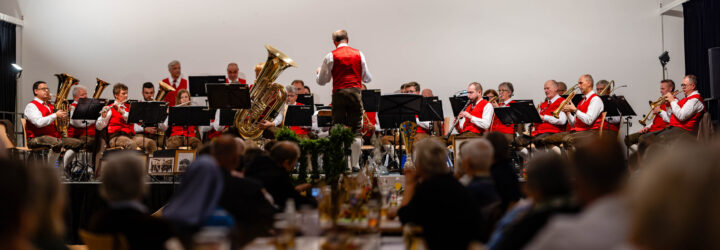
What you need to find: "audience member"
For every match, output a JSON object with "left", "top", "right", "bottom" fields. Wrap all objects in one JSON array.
[
  {"left": 526, "top": 137, "right": 628, "bottom": 250},
  {"left": 397, "top": 138, "right": 482, "bottom": 249},
  {"left": 459, "top": 138, "right": 500, "bottom": 242},
  {"left": 485, "top": 132, "right": 522, "bottom": 211},
  {"left": 29, "top": 164, "right": 68, "bottom": 250},
  {"left": 490, "top": 153, "right": 579, "bottom": 250},
  {"left": 0, "top": 158, "right": 35, "bottom": 250},
  {"left": 89, "top": 152, "right": 176, "bottom": 250}
]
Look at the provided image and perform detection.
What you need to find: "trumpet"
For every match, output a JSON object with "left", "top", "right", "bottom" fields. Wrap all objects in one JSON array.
[
  {"left": 551, "top": 83, "right": 579, "bottom": 118},
  {"left": 639, "top": 90, "right": 680, "bottom": 126},
  {"left": 100, "top": 100, "right": 126, "bottom": 115}
]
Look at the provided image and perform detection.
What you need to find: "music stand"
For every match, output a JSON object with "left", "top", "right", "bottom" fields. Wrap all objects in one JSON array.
[
  {"left": 509, "top": 100, "right": 543, "bottom": 124},
  {"left": 284, "top": 105, "right": 313, "bottom": 126},
  {"left": 419, "top": 97, "right": 444, "bottom": 122},
  {"left": 610, "top": 95, "right": 636, "bottom": 155},
  {"left": 449, "top": 96, "right": 470, "bottom": 117},
  {"left": 493, "top": 107, "right": 515, "bottom": 125},
  {"left": 72, "top": 98, "right": 106, "bottom": 174},
  {"left": 189, "top": 75, "right": 226, "bottom": 97},
  {"left": 206, "top": 83, "right": 251, "bottom": 109},
  {"left": 362, "top": 89, "right": 381, "bottom": 112},
  {"left": 218, "top": 109, "right": 237, "bottom": 126},
  {"left": 316, "top": 106, "right": 333, "bottom": 128},
  {"left": 297, "top": 94, "right": 314, "bottom": 107},
  {"left": 128, "top": 101, "right": 168, "bottom": 152},
  {"left": 169, "top": 106, "right": 211, "bottom": 148},
  {"left": 378, "top": 94, "right": 422, "bottom": 129}
]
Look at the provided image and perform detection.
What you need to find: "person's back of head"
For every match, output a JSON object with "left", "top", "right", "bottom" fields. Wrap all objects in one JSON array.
[
  {"left": 570, "top": 136, "right": 627, "bottom": 205},
  {"left": 100, "top": 151, "right": 148, "bottom": 202},
  {"left": 28, "top": 164, "right": 66, "bottom": 240},
  {"left": 460, "top": 139, "right": 494, "bottom": 176},
  {"left": 270, "top": 141, "right": 300, "bottom": 172},
  {"left": 486, "top": 132, "right": 510, "bottom": 163},
  {"left": 212, "top": 135, "right": 239, "bottom": 171},
  {"left": 629, "top": 142, "right": 720, "bottom": 250},
  {"left": 525, "top": 152, "right": 572, "bottom": 202},
  {"left": 0, "top": 158, "right": 33, "bottom": 246},
  {"left": 413, "top": 138, "right": 449, "bottom": 179}
]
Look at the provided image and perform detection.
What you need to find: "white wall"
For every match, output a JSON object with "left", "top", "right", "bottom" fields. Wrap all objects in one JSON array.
[{"left": 17, "top": 0, "right": 676, "bottom": 133}]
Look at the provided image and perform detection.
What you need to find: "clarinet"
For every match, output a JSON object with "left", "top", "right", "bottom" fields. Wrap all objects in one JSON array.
[{"left": 445, "top": 99, "right": 473, "bottom": 138}]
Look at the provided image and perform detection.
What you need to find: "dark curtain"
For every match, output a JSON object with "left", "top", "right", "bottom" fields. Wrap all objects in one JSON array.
[
  {"left": 684, "top": 0, "right": 720, "bottom": 96},
  {"left": 0, "top": 21, "right": 17, "bottom": 113}
]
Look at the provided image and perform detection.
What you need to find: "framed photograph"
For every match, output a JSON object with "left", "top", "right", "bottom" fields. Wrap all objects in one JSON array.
[
  {"left": 453, "top": 136, "right": 484, "bottom": 169},
  {"left": 149, "top": 157, "right": 175, "bottom": 175},
  {"left": 174, "top": 150, "right": 196, "bottom": 173}
]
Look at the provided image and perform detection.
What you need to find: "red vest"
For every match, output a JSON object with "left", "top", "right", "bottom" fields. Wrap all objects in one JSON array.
[
  {"left": 68, "top": 103, "right": 96, "bottom": 137},
  {"left": 289, "top": 102, "right": 310, "bottom": 135},
  {"left": 170, "top": 125, "right": 196, "bottom": 137},
  {"left": 669, "top": 93, "right": 704, "bottom": 132},
  {"left": 572, "top": 93, "right": 603, "bottom": 132},
  {"left": 490, "top": 100, "right": 516, "bottom": 134},
  {"left": 225, "top": 77, "right": 247, "bottom": 85},
  {"left": 647, "top": 104, "right": 669, "bottom": 132},
  {"left": 161, "top": 78, "right": 188, "bottom": 106},
  {"left": 415, "top": 115, "right": 428, "bottom": 134},
  {"left": 207, "top": 126, "right": 224, "bottom": 140},
  {"left": 460, "top": 100, "right": 489, "bottom": 134},
  {"left": 26, "top": 100, "right": 60, "bottom": 139},
  {"left": 331, "top": 46, "right": 363, "bottom": 92},
  {"left": 107, "top": 103, "right": 135, "bottom": 135},
  {"left": 366, "top": 111, "right": 378, "bottom": 126},
  {"left": 603, "top": 117, "right": 620, "bottom": 132},
  {"left": 532, "top": 97, "right": 566, "bottom": 136}
]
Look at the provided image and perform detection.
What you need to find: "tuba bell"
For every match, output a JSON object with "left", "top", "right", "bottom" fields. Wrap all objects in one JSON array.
[
  {"left": 54, "top": 73, "right": 79, "bottom": 137},
  {"left": 155, "top": 80, "right": 176, "bottom": 101},
  {"left": 93, "top": 78, "right": 110, "bottom": 99},
  {"left": 234, "top": 45, "right": 297, "bottom": 139}
]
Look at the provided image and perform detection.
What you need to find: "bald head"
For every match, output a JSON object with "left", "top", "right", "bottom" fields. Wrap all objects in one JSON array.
[
  {"left": 421, "top": 89, "right": 434, "bottom": 97},
  {"left": 460, "top": 139, "right": 494, "bottom": 176},
  {"left": 212, "top": 135, "right": 238, "bottom": 171}
]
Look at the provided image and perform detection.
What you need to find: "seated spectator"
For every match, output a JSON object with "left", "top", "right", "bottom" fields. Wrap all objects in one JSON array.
[
  {"left": 0, "top": 158, "right": 35, "bottom": 250},
  {"left": 29, "top": 164, "right": 69, "bottom": 250},
  {"left": 626, "top": 142, "right": 720, "bottom": 250},
  {"left": 526, "top": 137, "right": 629, "bottom": 250},
  {"left": 212, "top": 136, "right": 275, "bottom": 246},
  {"left": 490, "top": 152, "right": 579, "bottom": 250},
  {"left": 459, "top": 138, "right": 500, "bottom": 241},
  {"left": 397, "top": 138, "right": 482, "bottom": 250},
  {"left": 89, "top": 152, "right": 176, "bottom": 250},
  {"left": 244, "top": 141, "right": 317, "bottom": 210},
  {"left": 485, "top": 132, "right": 522, "bottom": 211}
]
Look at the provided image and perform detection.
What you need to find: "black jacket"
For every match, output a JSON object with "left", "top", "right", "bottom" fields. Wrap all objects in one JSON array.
[{"left": 244, "top": 156, "right": 317, "bottom": 210}]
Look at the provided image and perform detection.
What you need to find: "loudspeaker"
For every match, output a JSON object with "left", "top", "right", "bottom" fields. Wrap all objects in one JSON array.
[{"left": 710, "top": 47, "right": 720, "bottom": 99}]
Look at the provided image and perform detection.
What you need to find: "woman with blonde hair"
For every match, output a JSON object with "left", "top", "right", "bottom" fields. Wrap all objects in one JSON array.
[{"left": 164, "top": 89, "right": 202, "bottom": 149}]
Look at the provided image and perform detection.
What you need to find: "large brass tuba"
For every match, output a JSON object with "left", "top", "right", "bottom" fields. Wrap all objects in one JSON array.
[
  {"left": 93, "top": 78, "right": 111, "bottom": 99},
  {"left": 54, "top": 73, "right": 78, "bottom": 137},
  {"left": 155, "top": 80, "right": 176, "bottom": 101},
  {"left": 234, "top": 45, "right": 297, "bottom": 139}
]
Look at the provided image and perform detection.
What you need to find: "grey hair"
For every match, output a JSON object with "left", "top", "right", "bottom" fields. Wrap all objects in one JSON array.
[
  {"left": 286, "top": 85, "right": 297, "bottom": 94},
  {"left": 71, "top": 85, "right": 87, "bottom": 98},
  {"left": 99, "top": 152, "right": 148, "bottom": 202},
  {"left": 227, "top": 62, "right": 238, "bottom": 69},
  {"left": 413, "top": 138, "right": 449, "bottom": 176},
  {"left": 168, "top": 60, "right": 181, "bottom": 70},
  {"left": 582, "top": 74, "right": 594, "bottom": 86},
  {"left": 460, "top": 139, "right": 494, "bottom": 173},
  {"left": 499, "top": 82, "right": 514, "bottom": 96}
]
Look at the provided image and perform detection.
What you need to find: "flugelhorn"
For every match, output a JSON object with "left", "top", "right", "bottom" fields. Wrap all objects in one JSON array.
[
  {"left": 551, "top": 83, "right": 579, "bottom": 118},
  {"left": 155, "top": 81, "right": 176, "bottom": 101},
  {"left": 639, "top": 90, "right": 680, "bottom": 126},
  {"left": 93, "top": 78, "right": 110, "bottom": 99}
]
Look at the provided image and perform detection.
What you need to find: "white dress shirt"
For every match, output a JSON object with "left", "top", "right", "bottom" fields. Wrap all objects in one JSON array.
[
  {"left": 568, "top": 91, "right": 604, "bottom": 126},
  {"left": 95, "top": 101, "right": 129, "bottom": 130},
  {"left": 458, "top": 99, "right": 494, "bottom": 130},
  {"left": 670, "top": 90, "right": 704, "bottom": 122},
  {"left": 24, "top": 97, "right": 57, "bottom": 128},
  {"left": 541, "top": 95, "right": 567, "bottom": 125},
  {"left": 316, "top": 43, "right": 372, "bottom": 85},
  {"left": 211, "top": 109, "right": 225, "bottom": 132}
]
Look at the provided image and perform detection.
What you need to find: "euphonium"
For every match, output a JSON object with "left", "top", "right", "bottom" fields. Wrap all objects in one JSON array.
[
  {"left": 93, "top": 78, "right": 110, "bottom": 99},
  {"left": 54, "top": 73, "right": 78, "bottom": 137},
  {"left": 552, "top": 83, "right": 579, "bottom": 118},
  {"left": 234, "top": 45, "right": 296, "bottom": 139},
  {"left": 639, "top": 90, "right": 680, "bottom": 126},
  {"left": 155, "top": 80, "right": 176, "bottom": 101},
  {"left": 400, "top": 121, "right": 417, "bottom": 160}
]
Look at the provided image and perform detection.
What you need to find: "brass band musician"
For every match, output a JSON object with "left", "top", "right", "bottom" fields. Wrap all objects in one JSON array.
[
  {"left": 624, "top": 79, "right": 675, "bottom": 147},
  {"left": 455, "top": 82, "right": 493, "bottom": 135},
  {"left": 96, "top": 83, "right": 137, "bottom": 150}
]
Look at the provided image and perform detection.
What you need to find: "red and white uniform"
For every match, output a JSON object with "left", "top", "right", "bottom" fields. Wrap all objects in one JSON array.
[
  {"left": 161, "top": 77, "right": 188, "bottom": 106},
  {"left": 568, "top": 91, "right": 604, "bottom": 132},
  {"left": 69, "top": 102, "right": 96, "bottom": 137},
  {"left": 669, "top": 91, "right": 705, "bottom": 132},
  {"left": 490, "top": 98, "right": 516, "bottom": 134},
  {"left": 532, "top": 95, "right": 567, "bottom": 136},
  {"left": 644, "top": 104, "right": 671, "bottom": 132},
  {"left": 24, "top": 98, "right": 60, "bottom": 139},
  {"left": 96, "top": 102, "right": 134, "bottom": 135},
  {"left": 316, "top": 43, "right": 372, "bottom": 92},
  {"left": 458, "top": 99, "right": 493, "bottom": 134}
]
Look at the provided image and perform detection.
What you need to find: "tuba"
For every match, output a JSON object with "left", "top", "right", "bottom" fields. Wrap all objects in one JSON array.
[
  {"left": 54, "top": 73, "right": 78, "bottom": 137},
  {"left": 552, "top": 83, "right": 579, "bottom": 118},
  {"left": 155, "top": 80, "right": 176, "bottom": 101},
  {"left": 234, "top": 45, "right": 297, "bottom": 139},
  {"left": 400, "top": 121, "right": 417, "bottom": 158},
  {"left": 93, "top": 78, "right": 110, "bottom": 99}
]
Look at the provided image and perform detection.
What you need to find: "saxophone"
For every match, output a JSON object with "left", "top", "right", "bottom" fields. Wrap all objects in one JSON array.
[
  {"left": 234, "top": 45, "right": 296, "bottom": 139},
  {"left": 93, "top": 78, "right": 110, "bottom": 99},
  {"left": 54, "top": 73, "right": 78, "bottom": 137}
]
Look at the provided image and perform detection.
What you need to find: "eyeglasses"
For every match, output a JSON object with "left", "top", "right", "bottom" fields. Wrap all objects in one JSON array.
[
  {"left": 37, "top": 88, "right": 50, "bottom": 91},
  {"left": 498, "top": 89, "right": 510, "bottom": 92},
  {"left": 681, "top": 84, "right": 689, "bottom": 87}
]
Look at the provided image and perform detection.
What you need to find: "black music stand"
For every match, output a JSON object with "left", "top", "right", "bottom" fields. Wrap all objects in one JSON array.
[
  {"left": 362, "top": 89, "right": 381, "bottom": 112},
  {"left": 169, "top": 106, "right": 211, "bottom": 148},
  {"left": 419, "top": 97, "right": 444, "bottom": 136},
  {"left": 206, "top": 83, "right": 250, "bottom": 109},
  {"left": 128, "top": 101, "right": 168, "bottom": 152},
  {"left": 189, "top": 75, "right": 226, "bottom": 97},
  {"left": 608, "top": 95, "right": 636, "bottom": 155},
  {"left": 316, "top": 106, "right": 333, "bottom": 128},
  {"left": 218, "top": 109, "right": 237, "bottom": 126},
  {"left": 284, "top": 105, "right": 313, "bottom": 126},
  {"left": 449, "top": 96, "right": 470, "bottom": 117},
  {"left": 71, "top": 98, "right": 106, "bottom": 177},
  {"left": 297, "top": 94, "right": 314, "bottom": 107},
  {"left": 378, "top": 94, "right": 422, "bottom": 129}
]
